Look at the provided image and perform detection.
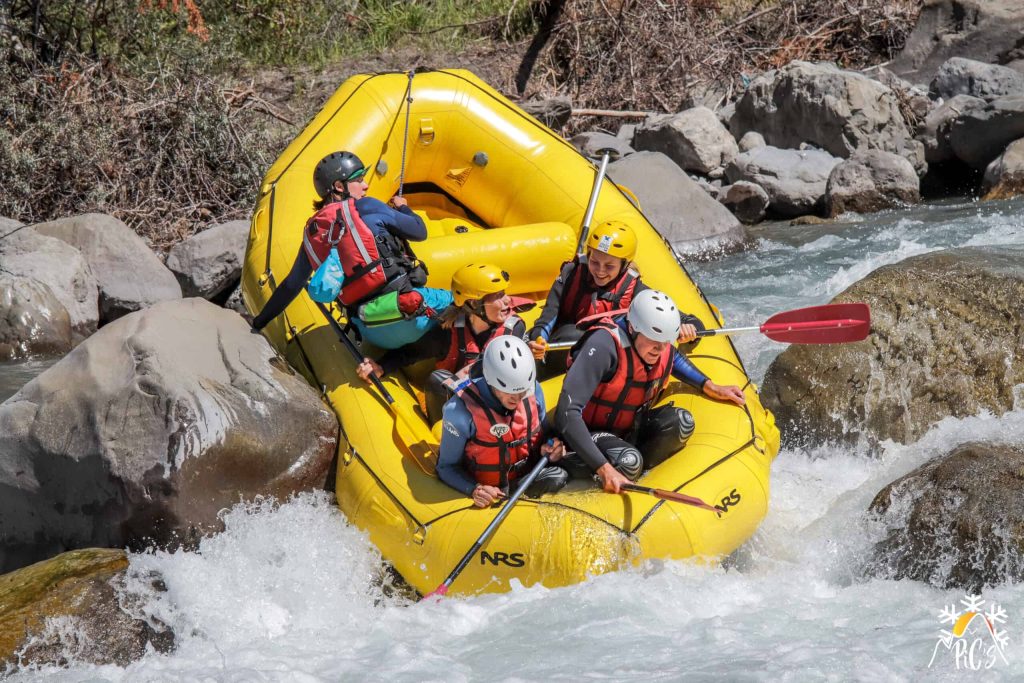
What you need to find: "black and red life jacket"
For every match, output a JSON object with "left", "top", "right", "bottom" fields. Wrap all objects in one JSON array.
[
  {"left": 459, "top": 382, "right": 542, "bottom": 488},
  {"left": 436, "top": 297, "right": 535, "bottom": 374},
  {"left": 560, "top": 255, "right": 639, "bottom": 324},
  {"left": 302, "top": 198, "right": 417, "bottom": 307},
  {"left": 567, "top": 319, "right": 673, "bottom": 436}
]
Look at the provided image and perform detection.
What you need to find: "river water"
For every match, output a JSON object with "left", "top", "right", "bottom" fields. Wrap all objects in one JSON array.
[{"left": 6, "top": 197, "right": 1024, "bottom": 681}]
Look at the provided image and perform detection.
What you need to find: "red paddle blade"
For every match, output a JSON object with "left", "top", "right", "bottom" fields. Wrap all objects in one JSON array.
[
  {"left": 760, "top": 303, "right": 870, "bottom": 344},
  {"left": 651, "top": 489, "right": 722, "bottom": 515},
  {"left": 422, "top": 585, "right": 449, "bottom": 600}
]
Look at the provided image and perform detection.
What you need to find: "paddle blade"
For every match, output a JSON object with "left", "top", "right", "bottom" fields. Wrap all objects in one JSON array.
[
  {"left": 422, "top": 585, "right": 449, "bottom": 600},
  {"left": 760, "top": 303, "right": 870, "bottom": 344}
]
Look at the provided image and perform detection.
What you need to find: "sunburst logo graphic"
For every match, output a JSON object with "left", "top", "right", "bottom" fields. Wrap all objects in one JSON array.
[{"left": 928, "top": 594, "right": 1010, "bottom": 669}]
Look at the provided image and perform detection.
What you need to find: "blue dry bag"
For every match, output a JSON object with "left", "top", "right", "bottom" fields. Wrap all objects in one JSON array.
[{"left": 307, "top": 246, "right": 345, "bottom": 303}]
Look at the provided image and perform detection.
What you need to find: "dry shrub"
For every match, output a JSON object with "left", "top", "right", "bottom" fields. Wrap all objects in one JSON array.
[
  {"left": 0, "top": 54, "right": 277, "bottom": 250},
  {"left": 541, "top": 0, "right": 922, "bottom": 122}
]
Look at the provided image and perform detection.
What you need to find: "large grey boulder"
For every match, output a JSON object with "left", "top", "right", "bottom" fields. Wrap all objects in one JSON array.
[
  {"left": 891, "top": 0, "right": 1024, "bottom": 86},
  {"left": 730, "top": 61, "right": 925, "bottom": 173},
  {"left": 33, "top": 214, "right": 182, "bottom": 322},
  {"left": 930, "top": 57, "right": 1024, "bottom": 100},
  {"left": 0, "top": 548, "right": 173, "bottom": 669},
  {"left": 0, "top": 298, "right": 338, "bottom": 572},
  {"left": 606, "top": 151, "right": 745, "bottom": 254},
  {"left": 720, "top": 181, "right": 769, "bottom": 224},
  {"left": 918, "top": 94, "right": 986, "bottom": 163},
  {"left": 825, "top": 150, "right": 921, "bottom": 216},
  {"left": 725, "top": 146, "right": 842, "bottom": 217},
  {"left": 569, "top": 131, "right": 634, "bottom": 160},
  {"left": 166, "top": 220, "right": 249, "bottom": 300},
  {"left": 947, "top": 95, "right": 1024, "bottom": 168},
  {"left": 982, "top": 137, "right": 1024, "bottom": 198},
  {"left": 634, "top": 107, "right": 738, "bottom": 175},
  {"left": 762, "top": 247, "right": 1024, "bottom": 451},
  {"left": 869, "top": 443, "right": 1024, "bottom": 591},
  {"left": 0, "top": 276, "right": 72, "bottom": 361},
  {"left": 0, "top": 224, "right": 99, "bottom": 341}
]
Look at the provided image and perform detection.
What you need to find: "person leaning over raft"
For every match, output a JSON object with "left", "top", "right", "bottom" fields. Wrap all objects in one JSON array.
[
  {"left": 527, "top": 219, "right": 701, "bottom": 359},
  {"left": 438, "top": 336, "right": 569, "bottom": 507},
  {"left": 552, "top": 289, "right": 746, "bottom": 494},
  {"left": 250, "top": 150, "right": 453, "bottom": 348},
  {"left": 357, "top": 263, "right": 533, "bottom": 423}
]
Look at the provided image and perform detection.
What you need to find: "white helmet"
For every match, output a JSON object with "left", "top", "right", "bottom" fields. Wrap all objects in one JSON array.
[
  {"left": 482, "top": 336, "right": 536, "bottom": 394},
  {"left": 627, "top": 289, "right": 680, "bottom": 343}
]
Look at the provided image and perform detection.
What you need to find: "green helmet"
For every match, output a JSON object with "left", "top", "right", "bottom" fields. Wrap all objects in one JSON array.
[{"left": 313, "top": 151, "right": 366, "bottom": 199}]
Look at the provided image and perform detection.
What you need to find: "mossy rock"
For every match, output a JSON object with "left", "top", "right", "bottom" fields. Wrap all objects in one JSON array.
[{"left": 0, "top": 548, "right": 173, "bottom": 670}]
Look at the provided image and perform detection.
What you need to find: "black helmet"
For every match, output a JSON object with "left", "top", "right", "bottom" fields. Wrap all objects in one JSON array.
[{"left": 313, "top": 151, "right": 366, "bottom": 199}]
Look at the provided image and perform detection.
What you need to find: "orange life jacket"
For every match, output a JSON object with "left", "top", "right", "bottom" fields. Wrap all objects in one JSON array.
[
  {"left": 459, "top": 382, "right": 542, "bottom": 488},
  {"left": 567, "top": 319, "right": 672, "bottom": 435}
]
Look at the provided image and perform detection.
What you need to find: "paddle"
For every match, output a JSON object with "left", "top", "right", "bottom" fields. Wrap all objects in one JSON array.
[
  {"left": 621, "top": 483, "right": 722, "bottom": 516},
  {"left": 312, "top": 300, "right": 438, "bottom": 472},
  {"left": 575, "top": 147, "right": 621, "bottom": 255},
  {"left": 542, "top": 303, "right": 871, "bottom": 351},
  {"left": 423, "top": 456, "right": 551, "bottom": 599}
]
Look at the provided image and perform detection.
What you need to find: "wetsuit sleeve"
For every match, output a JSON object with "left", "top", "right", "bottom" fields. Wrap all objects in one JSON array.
[
  {"left": 552, "top": 331, "right": 618, "bottom": 471},
  {"left": 437, "top": 396, "right": 480, "bottom": 497},
  {"left": 671, "top": 347, "right": 710, "bottom": 389},
  {"left": 528, "top": 261, "right": 575, "bottom": 341},
  {"left": 252, "top": 245, "right": 313, "bottom": 330},
  {"left": 510, "top": 318, "right": 528, "bottom": 341},
  {"left": 377, "top": 325, "right": 450, "bottom": 374}
]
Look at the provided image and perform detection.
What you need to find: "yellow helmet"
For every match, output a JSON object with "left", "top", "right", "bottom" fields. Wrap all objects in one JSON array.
[
  {"left": 587, "top": 220, "right": 638, "bottom": 261},
  {"left": 451, "top": 263, "right": 511, "bottom": 306}
]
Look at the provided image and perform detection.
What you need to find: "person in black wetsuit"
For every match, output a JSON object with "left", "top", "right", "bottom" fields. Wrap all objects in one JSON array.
[
  {"left": 251, "top": 151, "right": 453, "bottom": 348},
  {"left": 551, "top": 289, "right": 747, "bottom": 494}
]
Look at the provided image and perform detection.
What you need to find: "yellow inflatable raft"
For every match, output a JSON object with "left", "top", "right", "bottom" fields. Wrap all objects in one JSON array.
[{"left": 241, "top": 69, "right": 780, "bottom": 596}]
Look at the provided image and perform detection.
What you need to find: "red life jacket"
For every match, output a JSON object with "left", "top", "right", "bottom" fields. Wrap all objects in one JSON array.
[
  {"left": 459, "top": 382, "right": 542, "bottom": 488},
  {"left": 302, "top": 199, "right": 414, "bottom": 306},
  {"left": 560, "top": 255, "right": 639, "bottom": 324},
  {"left": 567, "top": 320, "right": 673, "bottom": 436},
  {"left": 436, "top": 297, "right": 535, "bottom": 374}
]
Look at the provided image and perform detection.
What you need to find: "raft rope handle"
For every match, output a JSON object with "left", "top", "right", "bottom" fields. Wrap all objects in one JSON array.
[{"left": 398, "top": 70, "right": 414, "bottom": 196}]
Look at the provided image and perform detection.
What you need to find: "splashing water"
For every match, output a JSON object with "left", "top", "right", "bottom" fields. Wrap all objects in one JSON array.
[{"left": 7, "top": 198, "right": 1024, "bottom": 681}]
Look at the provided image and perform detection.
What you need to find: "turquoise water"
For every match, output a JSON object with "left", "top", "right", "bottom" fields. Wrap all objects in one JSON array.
[{"left": 5, "top": 197, "right": 1024, "bottom": 681}]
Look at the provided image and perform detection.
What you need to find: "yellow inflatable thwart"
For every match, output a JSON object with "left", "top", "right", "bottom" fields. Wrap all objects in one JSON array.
[{"left": 241, "top": 69, "right": 780, "bottom": 596}]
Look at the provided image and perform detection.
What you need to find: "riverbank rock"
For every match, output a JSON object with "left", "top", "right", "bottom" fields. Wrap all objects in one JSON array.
[
  {"left": 891, "top": 0, "right": 1024, "bottom": 86},
  {"left": 0, "top": 298, "right": 338, "bottom": 573},
  {"left": 947, "top": 95, "right": 1024, "bottom": 168},
  {"left": 521, "top": 96, "right": 572, "bottom": 129},
  {"left": 982, "top": 138, "right": 1024, "bottom": 199},
  {"left": 0, "top": 277, "right": 72, "bottom": 361},
  {"left": 930, "top": 57, "right": 1024, "bottom": 100},
  {"left": 607, "top": 151, "right": 745, "bottom": 254},
  {"left": 570, "top": 131, "right": 634, "bottom": 160},
  {"left": 720, "top": 181, "right": 769, "bottom": 224},
  {"left": 868, "top": 443, "right": 1024, "bottom": 591},
  {"left": 919, "top": 94, "right": 986, "bottom": 163},
  {"left": 634, "top": 107, "right": 737, "bottom": 175},
  {"left": 825, "top": 150, "right": 921, "bottom": 216},
  {"left": 0, "top": 548, "right": 173, "bottom": 669},
  {"left": 729, "top": 61, "right": 925, "bottom": 173},
  {"left": 725, "top": 146, "right": 841, "bottom": 217},
  {"left": 0, "top": 223, "right": 99, "bottom": 342},
  {"left": 32, "top": 214, "right": 181, "bottom": 322},
  {"left": 737, "top": 131, "right": 765, "bottom": 153},
  {"left": 166, "top": 220, "right": 248, "bottom": 301},
  {"left": 761, "top": 246, "right": 1024, "bottom": 450}
]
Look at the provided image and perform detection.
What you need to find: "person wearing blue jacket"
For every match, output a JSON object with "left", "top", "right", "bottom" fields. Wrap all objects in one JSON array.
[{"left": 251, "top": 151, "right": 453, "bottom": 349}]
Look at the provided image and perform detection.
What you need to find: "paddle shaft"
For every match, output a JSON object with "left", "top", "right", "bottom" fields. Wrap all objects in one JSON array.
[
  {"left": 621, "top": 483, "right": 721, "bottom": 515},
  {"left": 575, "top": 149, "right": 614, "bottom": 255},
  {"left": 313, "top": 301, "right": 395, "bottom": 405},
  {"left": 425, "top": 456, "right": 551, "bottom": 598}
]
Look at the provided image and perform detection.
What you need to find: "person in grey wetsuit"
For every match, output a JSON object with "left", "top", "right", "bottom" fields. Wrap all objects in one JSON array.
[{"left": 552, "top": 290, "right": 747, "bottom": 494}]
